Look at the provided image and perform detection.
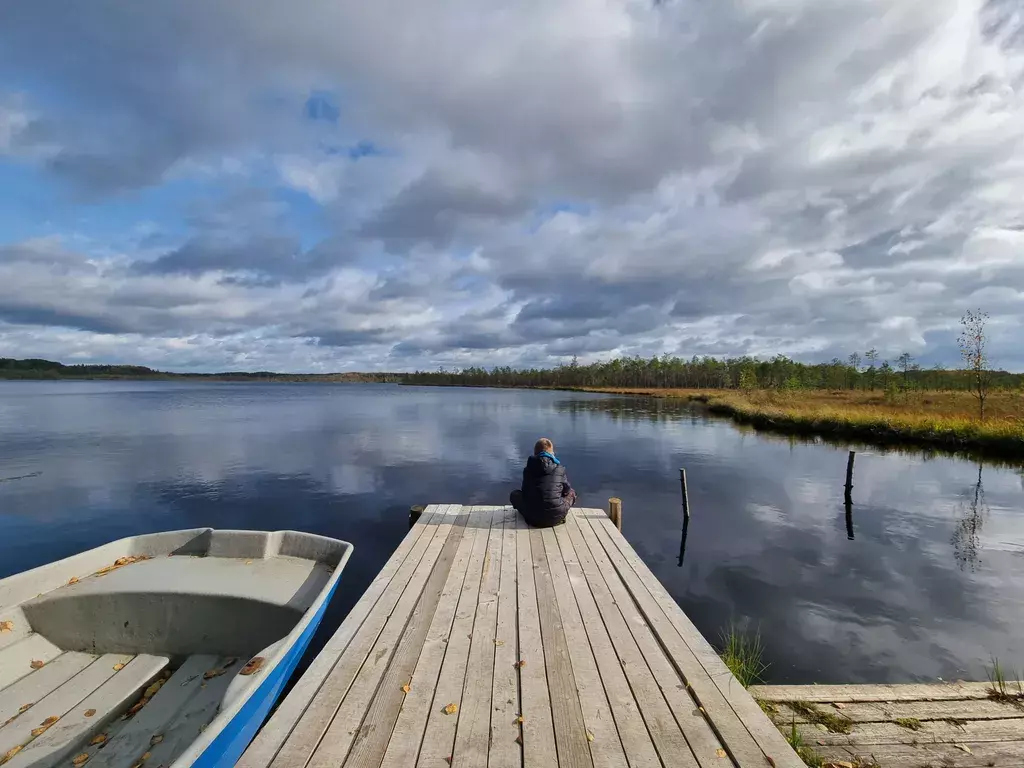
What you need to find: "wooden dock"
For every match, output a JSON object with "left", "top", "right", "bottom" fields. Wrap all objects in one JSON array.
[
  {"left": 752, "top": 681, "right": 1024, "bottom": 767},
  {"left": 239, "top": 504, "right": 802, "bottom": 768}
]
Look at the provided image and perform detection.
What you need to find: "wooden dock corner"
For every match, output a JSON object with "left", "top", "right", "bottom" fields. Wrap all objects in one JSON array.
[{"left": 240, "top": 504, "right": 803, "bottom": 768}]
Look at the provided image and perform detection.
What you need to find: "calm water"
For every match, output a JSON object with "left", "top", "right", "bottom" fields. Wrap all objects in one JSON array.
[{"left": 1, "top": 381, "right": 1022, "bottom": 685}]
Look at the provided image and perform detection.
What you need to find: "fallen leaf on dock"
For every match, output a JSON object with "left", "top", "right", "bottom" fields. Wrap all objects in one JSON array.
[
  {"left": 240, "top": 657, "right": 265, "bottom": 676},
  {"left": 715, "top": 749, "right": 727, "bottom": 758},
  {"left": 89, "top": 734, "right": 108, "bottom": 746},
  {"left": 67, "top": 576, "right": 79, "bottom": 585},
  {"left": 1, "top": 746, "right": 23, "bottom": 764},
  {"left": 494, "top": 639, "right": 504, "bottom": 646},
  {"left": 30, "top": 659, "right": 45, "bottom": 670},
  {"left": 0, "top": 620, "right": 13, "bottom": 632},
  {"left": 514, "top": 659, "right": 526, "bottom": 668},
  {"left": 516, "top": 715, "right": 524, "bottom": 724},
  {"left": 72, "top": 754, "right": 90, "bottom": 766},
  {"left": 113, "top": 663, "right": 126, "bottom": 671},
  {"left": 143, "top": 680, "right": 166, "bottom": 699},
  {"left": 141, "top": 752, "right": 151, "bottom": 761},
  {"left": 515, "top": 734, "right": 523, "bottom": 745},
  {"left": 40, "top": 716, "right": 59, "bottom": 727},
  {"left": 83, "top": 709, "right": 96, "bottom": 717},
  {"left": 953, "top": 743, "right": 972, "bottom": 754},
  {"left": 18, "top": 704, "right": 32, "bottom": 715},
  {"left": 401, "top": 684, "right": 411, "bottom": 694},
  {"left": 244, "top": 560, "right": 253, "bottom": 565},
  {"left": 93, "top": 555, "right": 150, "bottom": 577},
  {"left": 31, "top": 726, "right": 51, "bottom": 737},
  {"left": 586, "top": 730, "right": 594, "bottom": 742},
  {"left": 150, "top": 735, "right": 163, "bottom": 746},
  {"left": 203, "top": 668, "right": 226, "bottom": 680},
  {"left": 442, "top": 703, "right": 458, "bottom": 715},
  {"left": 832, "top": 702, "right": 846, "bottom": 709},
  {"left": 124, "top": 696, "right": 150, "bottom": 718}
]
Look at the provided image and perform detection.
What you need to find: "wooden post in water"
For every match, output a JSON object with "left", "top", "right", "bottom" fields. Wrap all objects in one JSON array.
[
  {"left": 608, "top": 497, "right": 622, "bottom": 531},
  {"left": 409, "top": 505, "right": 425, "bottom": 527},
  {"left": 679, "top": 468, "right": 691, "bottom": 523},
  {"left": 844, "top": 451, "right": 855, "bottom": 502}
]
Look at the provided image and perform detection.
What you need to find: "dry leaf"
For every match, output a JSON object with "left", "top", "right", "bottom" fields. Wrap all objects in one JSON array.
[
  {"left": 150, "top": 735, "right": 164, "bottom": 746},
  {"left": 143, "top": 681, "right": 164, "bottom": 699},
  {"left": 141, "top": 752, "right": 151, "bottom": 761},
  {"left": 953, "top": 743, "right": 973, "bottom": 754},
  {"left": 40, "top": 716, "right": 59, "bottom": 727},
  {"left": 72, "top": 754, "right": 90, "bottom": 766},
  {"left": 586, "top": 730, "right": 594, "bottom": 742},
  {"left": 514, "top": 659, "right": 527, "bottom": 669},
  {"left": 494, "top": 639, "right": 505, "bottom": 646},
  {"left": 67, "top": 576, "right": 79, "bottom": 585},
  {"left": 31, "top": 726, "right": 50, "bottom": 737},
  {"left": 203, "top": 668, "right": 226, "bottom": 680},
  {"left": 30, "top": 659, "right": 45, "bottom": 670},
  {"left": 716, "top": 749, "right": 727, "bottom": 758},
  {"left": 84, "top": 709, "right": 96, "bottom": 718},
  {"left": 832, "top": 702, "right": 846, "bottom": 710},
  {"left": 0, "top": 620, "right": 13, "bottom": 632},
  {"left": 124, "top": 696, "right": 151, "bottom": 719},
  {"left": 18, "top": 704, "right": 33, "bottom": 715},
  {"left": 442, "top": 703, "right": 458, "bottom": 715},
  {"left": 1, "top": 745, "right": 23, "bottom": 765},
  {"left": 516, "top": 715, "right": 525, "bottom": 724},
  {"left": 401, "top": 684, "right": 411, "bottom": 694},
  {"left": 113, "top": 663, "right": 126, "bottom": 671},
  {"left": 514, "top": 734, "right": 523, "bottom": 745},
  {"left": 90, "top": 734, "right": 108, "bottom": 746},
  {"left": 244, "top": 560, "right": 253, "bottom": 565},
  {"left": 240, "top": 657, "right": 265, "bottom": 676}
]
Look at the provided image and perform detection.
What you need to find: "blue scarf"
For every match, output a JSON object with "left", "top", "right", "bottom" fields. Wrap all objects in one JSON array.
[{"left": 538, "top": 451, "right": 560, "bottom": 465}]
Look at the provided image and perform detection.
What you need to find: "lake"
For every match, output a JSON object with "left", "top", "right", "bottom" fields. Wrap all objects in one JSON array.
[{"left": 1, "top": 380, "right": 1022, "bottom": 685}]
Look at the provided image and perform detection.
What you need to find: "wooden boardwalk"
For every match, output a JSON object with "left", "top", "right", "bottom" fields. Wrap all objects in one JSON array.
[
  {"left": 240, "top": 505, "right": 802, "bottom": 768},
  {"left": 752, "top": 682, "right": 1024, "bottom": 767}
]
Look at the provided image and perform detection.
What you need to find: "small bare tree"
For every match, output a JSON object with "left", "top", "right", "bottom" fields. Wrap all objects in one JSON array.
[
  {"left": 897, "top": 352, "right": 914, "bottom": 390},
  {"left": 958, "top": 309, "right": 990, "bottom": 421}
]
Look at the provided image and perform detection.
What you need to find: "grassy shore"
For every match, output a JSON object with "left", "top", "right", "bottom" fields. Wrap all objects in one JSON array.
[{"left": 574, "top": 387, "right": 1024, "bottom": 457}]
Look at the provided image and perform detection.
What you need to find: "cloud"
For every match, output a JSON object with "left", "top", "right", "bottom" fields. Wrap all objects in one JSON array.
[{"left": 1, "top": 0, "right": 1023, "bottom": 371}]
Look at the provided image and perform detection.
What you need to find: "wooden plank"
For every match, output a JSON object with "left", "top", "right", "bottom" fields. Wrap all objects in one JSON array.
[
  {"left": 768, "top": 697, "right": 1024, "bottom": 725},
  {"left": 304, "top": 506, "right": 462, "bottom": 768},
  {"left": 89, "top": 654, "right": 219, "bottom": 768},
  {"left": 0, "top": 634, "right": 63, "bottom": 691},
  {"left": 532, "top": 526, "right": 593, "bottom": 768},
  {"left": 416, "top": 507, "right": 495, "bottom": 768},
  {"left": 568, "top": 513, "right": 725, "bottom": 768},
  {"left": 488, "top": 508, "right": 521, "bottom": 768},
  {"left": 541, "top": 525, "right": 629, "bottom": 768},
  {"left": 0, "top": 653, "right": 133, "bottom": 758},
  {"left": 829, "top": 739, "right": 1024, "bottom": 768},
  {"left": 141, "top": 656, "right": 240, "bottom": 767},
  {"left": 582, "top": 511, "right": 803, "bottom": 768},
  {"left": 450, "top": 509, "right": 505, "bottom": 768},
  {"left": 342, "top": 513, "right": 469, "bottom": 768},
  {"left": 513, "top": 512, "right": 557, "bottom": 768},
  {"left": 751, "top": 681, "right": 1011, "bottom": 703},
  {"left": 239, "top": 504, "right": 448, "bottom": 768},
  {"left": 0, "top": 652, "right": 96, "bottom": 727},
  {"left": 6, "top": 654, "right": 169, "bottom": 768},
  {"left": 270, "top": 504, "right": 457, "bottom": 768},
  {"left": 797, "top": 716, "right": 1024, "bottom": 746},
  {"left": 557, "top": 515, "right": 699, "bottom": 768},
  {"left": 377, "top": 513, "right": 483, "bottom": 768}
]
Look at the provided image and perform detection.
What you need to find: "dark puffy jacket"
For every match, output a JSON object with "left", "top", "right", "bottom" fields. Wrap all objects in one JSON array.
[{"left": 520, "top": 454, "right": 573, "bottom": 527}]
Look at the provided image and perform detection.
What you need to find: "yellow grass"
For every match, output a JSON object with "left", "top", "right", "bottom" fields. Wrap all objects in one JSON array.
[{"left": 576, "top": 388, "right": 1024, "bottom": 456}]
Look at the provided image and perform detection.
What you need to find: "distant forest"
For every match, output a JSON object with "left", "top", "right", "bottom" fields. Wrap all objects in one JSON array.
[
  {"left": 0, "top": 358, "right": 396, "bottom": 383},
  {"left": 5, "top": 354, "right": 1023, "bottom": 392},
  {"left": 403, "top": 353, "right": 1024, "bottom": 392}
]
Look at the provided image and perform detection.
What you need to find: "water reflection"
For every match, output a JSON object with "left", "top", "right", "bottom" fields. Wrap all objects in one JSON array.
[
  {"left": 952, "top": 464, "right": 988, "bottom": 572},
  {"left": 1, "top": 381, "right": 1022, "bottom": 685}
]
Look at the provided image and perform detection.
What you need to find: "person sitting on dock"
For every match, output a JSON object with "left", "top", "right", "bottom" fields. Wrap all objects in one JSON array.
[{"left": 510, "top": 438, "right": 577, "bottom": 528}]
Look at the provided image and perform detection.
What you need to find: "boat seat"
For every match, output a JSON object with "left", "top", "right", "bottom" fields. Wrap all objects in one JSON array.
[
  {"left": 0, "top": 652, "right": 169, "bottom": 768},
  {"left": 19, "top": 555, "right": 331, "bottom": 658}
]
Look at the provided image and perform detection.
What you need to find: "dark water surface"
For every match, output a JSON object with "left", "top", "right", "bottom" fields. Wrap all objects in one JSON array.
[{"left": 2, "top": 381, "right": 1022, "bottom": 685}]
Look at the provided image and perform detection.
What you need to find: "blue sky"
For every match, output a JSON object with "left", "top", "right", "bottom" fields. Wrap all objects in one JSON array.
[{"left": 1, "top": 0, "right": 1023, "bottom": 372}]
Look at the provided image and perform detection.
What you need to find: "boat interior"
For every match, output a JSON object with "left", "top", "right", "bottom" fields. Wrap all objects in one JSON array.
[{"left": 0, "top": 529, "right": 347, "bottom": 768}]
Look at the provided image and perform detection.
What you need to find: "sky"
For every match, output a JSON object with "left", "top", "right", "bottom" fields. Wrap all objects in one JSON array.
[{"left": 1, "top": 0, "right": 1023, "bottom": 373}]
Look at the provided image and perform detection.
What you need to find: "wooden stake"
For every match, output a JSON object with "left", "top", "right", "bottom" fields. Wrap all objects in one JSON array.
[
  {"left": 679, "top": 468, "right": 691, "bottom": 522},
  {"left": 608, "top": 498, "right": 622, "bottom": 532},
  {"left": 409, "top": 505, "right": 425, "bottom": 527},
  {"left": 844, "top": 451, "right": 855, "bottom": 502}
]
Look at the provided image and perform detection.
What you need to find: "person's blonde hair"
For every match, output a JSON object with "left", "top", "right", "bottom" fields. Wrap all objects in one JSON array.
[{"left": 534, "top": 438, "right": 554, "bottom": 455}]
